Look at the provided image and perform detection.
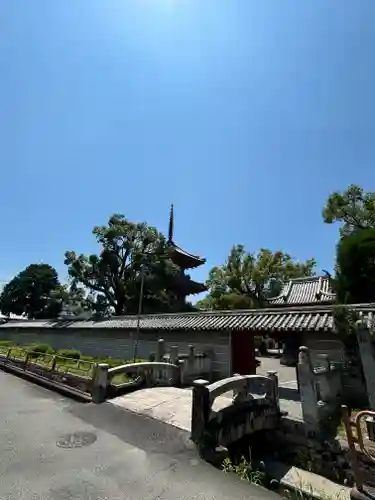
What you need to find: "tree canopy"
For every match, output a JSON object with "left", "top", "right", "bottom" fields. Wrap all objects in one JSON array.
[
  {"left": 334, "top": 228, "right": 375, "bottom": 304},
  {"left": 0, "top": 264, "right": 63, "bottom": 319},
  {"left": 196, "top": 245, "right": 316, "bottom": 310},
  {"left": 323, "top": 184, "right": 375, "bottom": 237},
  {"left": 64, "top": 214, "right": 180, "bottom": 316}
]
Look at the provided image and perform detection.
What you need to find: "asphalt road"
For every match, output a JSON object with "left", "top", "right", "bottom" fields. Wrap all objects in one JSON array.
[{"left": 0, "top": 371, "right": 281, "bottom": 500}]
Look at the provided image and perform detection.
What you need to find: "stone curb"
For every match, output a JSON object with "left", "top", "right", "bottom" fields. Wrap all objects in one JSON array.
[{"left": 0, "top": 361, "right": 92, "bottom": 403}]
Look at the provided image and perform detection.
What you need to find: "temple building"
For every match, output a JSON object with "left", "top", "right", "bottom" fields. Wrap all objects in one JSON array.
[
  {"left": 167, "top": 205, "right": 207, "bottom": 310},
  {"left": 263, "top": 275, "right": 337, "bottom": 365}
]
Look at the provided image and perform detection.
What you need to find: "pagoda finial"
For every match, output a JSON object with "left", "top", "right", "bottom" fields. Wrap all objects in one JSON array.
[{"left": 168, "top": 204, "right": 174, "bottom": 242}]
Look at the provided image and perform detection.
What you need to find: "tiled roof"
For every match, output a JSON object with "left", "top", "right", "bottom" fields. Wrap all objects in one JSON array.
[
  {"left": 1, "top": 304, "right": 374, "bottom": 333},
  {"left": 267, "top": 276, "right": 335, "bottom": 306},
  {"left": 169, "top": 241, "right": 206, "bottom": 268}
]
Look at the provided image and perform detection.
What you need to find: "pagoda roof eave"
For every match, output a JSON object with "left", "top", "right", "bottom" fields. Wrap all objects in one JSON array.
[{"left": 168, "top": 241, "right": 206, "bottom": 268}]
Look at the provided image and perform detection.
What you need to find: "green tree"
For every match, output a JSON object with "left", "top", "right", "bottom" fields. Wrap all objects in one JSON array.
[
  {"left": 64, "top": 214, "right": 179, "bottom": 316},
  {"left": 196, "top": 246, "right": 316, "bottom": 310},
  {"left": 0, "top": 264, "right": 62, "bottom": 319},
  {"left": 335, "top": 228, "right": 375, "bottom": 304},
  {"left": 323, "top": 184, "right": 375, "bottom": 237}
]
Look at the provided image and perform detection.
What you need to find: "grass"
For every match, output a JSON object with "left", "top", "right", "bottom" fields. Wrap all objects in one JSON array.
[
  {"left": 0, "top": 341, "right": 144, "bottom": 384},
  {"left": 222, "top": 455, "right": 267, "bottom": 486}
]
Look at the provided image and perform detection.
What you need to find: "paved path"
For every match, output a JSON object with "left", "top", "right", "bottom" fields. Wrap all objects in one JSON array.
[
  {"left": 111, "top": 356, "right": 303, "bottom": 429},
  {"left": 257, "top": 357, "right": 302, "bottom": 420},
  {"left": 0, "top": 371, "right": 280, "bottom": 500}
]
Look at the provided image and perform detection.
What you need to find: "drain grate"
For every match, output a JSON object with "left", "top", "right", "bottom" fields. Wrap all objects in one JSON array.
[{"left": 56, "top": 431, "right": 97, "bottom": 449}]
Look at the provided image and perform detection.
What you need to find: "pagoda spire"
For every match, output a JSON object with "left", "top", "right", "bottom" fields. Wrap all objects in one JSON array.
[{"left": 168, "top": 204, "right": 174, "bottom": 242}]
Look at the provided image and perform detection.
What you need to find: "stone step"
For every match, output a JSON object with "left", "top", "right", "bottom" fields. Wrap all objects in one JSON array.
[{"left": 266, "top": 461, "right": 351, "bottom": 500}]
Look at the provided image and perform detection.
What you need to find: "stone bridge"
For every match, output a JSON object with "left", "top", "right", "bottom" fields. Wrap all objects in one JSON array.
[
  {"left": 191, "top": 371, "right": 281, "bottom": 455},
  {"left": 91, "top": 339, "right": 214, "bottom": 403}
]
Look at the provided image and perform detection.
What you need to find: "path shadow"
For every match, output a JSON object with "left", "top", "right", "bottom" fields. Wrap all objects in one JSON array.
[{"left": 278, "top": 386, "right": 300, "bottom": 402}]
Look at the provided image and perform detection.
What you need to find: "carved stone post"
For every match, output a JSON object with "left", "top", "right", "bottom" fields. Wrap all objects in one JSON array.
[
  {"left": 267, "top": 370, "right": 280, "bottom": 412},
  {"left": 188, "top": 344, "right": 195, "bottom": 369},
  {"left": 51, "top": 355, "right": 57, "bottom": 372},
  {"left": 191, "top": 379, "right": 210, "bottom": 444},
  {"left": 156, "top": 338, "right": 165, "bottom": 362},
  {"left": 92, "top": 363, "right": 109, "bottom": 404},
  {"left": 179, "top": 359, "right": 186, "bottom": 386},
  {"left": 24, "top": 352, "right": 30, "bottom": 370},
  {"left": 170, "top": 345, "right": 179, "bottom": 365},
  {"left": 356, "top": 316, "right": 375, "bottom": 409},
  {"left": 297, "top": 346, "right": 320, "bottom": 430},
  {"left": 316, "top": 354, "right": 330, "bottom": 402},
  {"left": 356, "top": 315, "right": 375, "bottom": 439}
]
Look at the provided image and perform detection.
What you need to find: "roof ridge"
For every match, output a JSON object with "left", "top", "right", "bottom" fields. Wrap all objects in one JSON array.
[
  {"left": 267, "top": 280, "right": 292, "bottom": 302},
  {"left": 5, "top": 302, "right": 375, "bottom": 325},
  {"left": 288, "top": 275, "right": 328, "bottom": 283}
]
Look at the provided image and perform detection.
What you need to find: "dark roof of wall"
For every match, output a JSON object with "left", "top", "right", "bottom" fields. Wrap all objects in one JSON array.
[
  {"left": 267, "top": 276, "right": 335, "bottom": 306},
  {"left": 1, "top": 303, "right": 374, "bottom": 333}
]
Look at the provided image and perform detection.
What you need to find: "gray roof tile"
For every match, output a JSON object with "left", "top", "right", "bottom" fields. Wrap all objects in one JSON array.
[
  {"left": 1, "top": 304, "right": 373, "bottom": 333},
  {"left": 268, "top": 276, "right": 335, "bottom": 305}
]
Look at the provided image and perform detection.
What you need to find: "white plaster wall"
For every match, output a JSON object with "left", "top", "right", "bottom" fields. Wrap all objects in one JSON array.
[{"left": 0, "top": 327, "right": 231, "bottom": 379}]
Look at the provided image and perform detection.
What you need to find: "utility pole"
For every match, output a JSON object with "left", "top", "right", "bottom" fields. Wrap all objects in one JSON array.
[{"left": 133, "top": 265, "right": 145, "bottom": 362}]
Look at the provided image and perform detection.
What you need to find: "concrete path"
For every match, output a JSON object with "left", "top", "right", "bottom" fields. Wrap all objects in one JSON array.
[
  {"left": 0, "top": 370, "right": 280, "bottom": 500},
  {"left": 110, "top": 383, "right": 303, "bottom": 432}
]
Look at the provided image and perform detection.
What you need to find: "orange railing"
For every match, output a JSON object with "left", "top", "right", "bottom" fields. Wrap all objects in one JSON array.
[{"left": 341, "top": 405, "right": 375, "bottom": 492}]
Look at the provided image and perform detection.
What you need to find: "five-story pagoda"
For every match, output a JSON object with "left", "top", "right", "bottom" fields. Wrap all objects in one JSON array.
[{"left": 167, "top": 205, "right": 207, "bottom": 309}]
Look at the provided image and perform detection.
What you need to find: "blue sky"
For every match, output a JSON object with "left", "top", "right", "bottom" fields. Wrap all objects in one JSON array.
[{"left": 1, "top": 1, "right": 375, "bottom": 298}]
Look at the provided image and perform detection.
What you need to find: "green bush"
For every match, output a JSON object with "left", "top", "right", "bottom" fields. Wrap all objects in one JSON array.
[
  {"left": 27, "top": 343, "right": 54, "bottom": 355},
  {"left": 80, "top": 355, "right": 96, "bottom": 363},
  {"left": 0, "top": 340, "right": 14, "bottom": 347},
  {"left": 57, "top": 349, "right": 81, "bottom": 360}
]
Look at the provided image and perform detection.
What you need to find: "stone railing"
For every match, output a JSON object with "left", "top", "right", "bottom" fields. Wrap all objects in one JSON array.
[
  {"left": 150, "top": 338, "right": 213, "bottom": 385},
  {"left": 298, "top": 346, "right": 343, "bottom": 430},
  {"left": 90, "top": 339, "right": 215, "bottom": 403},
  {"left": 191, "top": 371, "right": 280, "bottom": 455},
  {"left": 92, "top": 361, "right": 180, "bottom": 403}
]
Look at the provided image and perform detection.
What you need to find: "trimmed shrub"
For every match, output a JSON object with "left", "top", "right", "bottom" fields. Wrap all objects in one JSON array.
[
  {"left": 0, "top": 340, "right": 14, "bottom": 347},
  {"left": 57, "top": 349, "right": 81, "bottom": 360},
  {"left": 27, "top": 343, "right": 54, "bottom": 355},
  {"left": 80, "top": 355, "right": 96, "bottom": 363}
]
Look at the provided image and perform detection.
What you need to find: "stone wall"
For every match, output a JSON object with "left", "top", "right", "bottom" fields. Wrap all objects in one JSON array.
[{"left": 0, "top": 326, "right": 231, "bottom": 380}]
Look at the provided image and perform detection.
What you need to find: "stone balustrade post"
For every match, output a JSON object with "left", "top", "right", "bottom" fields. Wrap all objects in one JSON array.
[
  {"left": 356, "top": 315, "right": 375, "bottom": 439},
  {"left": 356, "top": 316, "right": 375, "bottom": 410},
  {"left": 170, "top": 345, "right": 179, "bottom": 365},
  {"left": 297, "top": 346, "right": 320, "bottom": 430},
  {"left": 24, "top": 352, "right": 30, "bottom": 370},
  {"left": 267, "top": 370, "right": 280, "bottom": 412},
  {"left": 191, "top": 379, "right": 210, "bottom": 443},
  {"left": 188, "top": 344, "right": 195, "bottom": 366},
  {"left": 51, "top": 355, "right": 57, "bottom": 372},
  {"left": 156, "top": 338, "right": 165, "bottom": 362},
  {"left": 316, "top": 354, "right": 331, "bottom": 402},
  {"left": 92, "top": 363, "right": 109, "bottom": 404}
]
